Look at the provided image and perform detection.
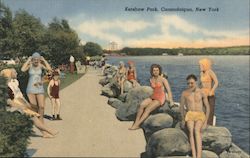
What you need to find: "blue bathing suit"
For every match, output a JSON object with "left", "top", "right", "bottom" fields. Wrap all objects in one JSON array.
[{"left": 26, "top": 66, "right": 44, "bottom": 94}]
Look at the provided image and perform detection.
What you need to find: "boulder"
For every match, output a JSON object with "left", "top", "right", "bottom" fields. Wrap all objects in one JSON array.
[
  {"left": 123, "top": 80, "right": 133, "bottom": 92},
  {"left": 116, "top": 86, "right": 153, "bottom": 121},
  {"left": 202, "top": 150, "right": 218, "bottom": 158},
  {"left": 202, "top": 126, "right": 232, "bottom": 154},
  {"left": 219, "top": 150, "right": 241, "bottom": 158},
  {"left": 107, "top": 98, "right": 123, "bottom": 109},
  {"left": 142, "top": 113, "right": 173, "bottom": 141},
  {"left": 219, "top": 143, "right": 250, "bottom": 158},
  {"left": 118, "top": 93, "right": 127, "bottom": 102},
  {"left": 101, "top": 86, "right": 114, "bottom": 97},
  {"left": 99, "top": 78, "right": 108, "bottom": 86},
  {"left": 146, "top": 128, "right": 191, "bottom": 157}
]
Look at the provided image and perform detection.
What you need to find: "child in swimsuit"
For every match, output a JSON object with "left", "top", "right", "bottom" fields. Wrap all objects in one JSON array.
[{"left": 47, "top": 70, "right": 62, "bottom": 120}]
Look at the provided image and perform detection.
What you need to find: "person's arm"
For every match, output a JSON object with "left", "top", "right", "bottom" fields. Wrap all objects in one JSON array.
[
  {"left": 47, "top": 80, "right": 53, "bottom": 99},
  {"left": 162, "top": 77, "right": 174, "bottom": 105},
  {"left": 202, "top": 91, "right": 210, "bottom": 129},
  {"left": 209, "top": 70, "right": 218, "bottom": 96},
  {"left": 134, "top": 68, "right": 137, "bottom": 80},
  {"left": 21, "top": 57, "right": 32, "bottom": 72},
  {"left": 40, "top": 56, "right": 52, "bottom": 71},
  {"left": 180, "top": 92, "right": 186, "bottom": 129}
]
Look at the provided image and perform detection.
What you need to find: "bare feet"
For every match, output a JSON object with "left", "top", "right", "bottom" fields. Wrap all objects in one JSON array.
[
  {"left": 51, "top": 130, "right": 59, "bottom": 136},
  {"left": 43, "top": 133, "right": 54, "bottom": 138},
  {"left": 129, "top": 125, "right": 140, "bottom": 130}
]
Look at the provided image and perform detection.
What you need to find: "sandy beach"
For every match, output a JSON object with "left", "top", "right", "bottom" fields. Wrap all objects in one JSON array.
[{"left": 27, "top": 68, "right": 146, "bottom": 157}]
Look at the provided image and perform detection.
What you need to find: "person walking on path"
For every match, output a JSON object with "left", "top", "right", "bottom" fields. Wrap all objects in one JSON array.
[
  {"left": 21, "top": 52, "right": 52, "bottom": 123},
  {"left": 129, "top": 64, "right": 174, "bottom": 130},
  {"left": 180, "top": 74, "right": 210, "bottom": 158},
  {"left": 47, "top": 70, "right": 62, "bottom": 120},
  {"left": 199, "top": 58, "right": 218, "bottom": 126},
  {"left": 69, "top": 55, "right": 75, "bottom": 74}
]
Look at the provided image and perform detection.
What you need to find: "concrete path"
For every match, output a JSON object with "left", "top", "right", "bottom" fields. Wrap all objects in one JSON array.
[{"left": 27, "top": 68, "right": 146, "bottom": 157}]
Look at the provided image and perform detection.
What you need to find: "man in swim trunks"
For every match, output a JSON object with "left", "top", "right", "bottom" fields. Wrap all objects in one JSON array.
[{"left": 180, "top": 74, "right": 210, "bottom": 158}]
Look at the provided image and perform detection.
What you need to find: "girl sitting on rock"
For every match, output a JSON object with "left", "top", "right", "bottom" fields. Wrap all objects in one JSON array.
[
  {"left": 129, "top": 64, "right": 174, "bottom": 130},
  {"left": 115, "top": 61, "right": 127, "bottom": 95},
  {"left": 126, "top": 61, "right": 139, "bottom": 87}
]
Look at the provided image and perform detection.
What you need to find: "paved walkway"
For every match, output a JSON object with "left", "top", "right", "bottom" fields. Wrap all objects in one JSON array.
[{"left": 27, "top": 68, "right": 146, "bottom": 157}]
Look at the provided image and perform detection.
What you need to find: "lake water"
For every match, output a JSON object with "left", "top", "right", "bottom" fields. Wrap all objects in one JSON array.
[{"left": 107, "top": 55, "right": 250, "bottom": 154}]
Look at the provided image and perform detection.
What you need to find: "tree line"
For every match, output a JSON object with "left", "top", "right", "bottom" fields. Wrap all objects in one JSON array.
[
  {"left": 119, "top": 46, "right": 249, "bottom": 56},
  {"left": 0, "top": 2, "right": 103, "bottom": 66}
]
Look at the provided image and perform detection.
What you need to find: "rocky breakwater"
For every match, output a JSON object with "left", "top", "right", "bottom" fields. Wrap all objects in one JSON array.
[{"left": 100, "top": 65, "right": 249, "bottom": 158}]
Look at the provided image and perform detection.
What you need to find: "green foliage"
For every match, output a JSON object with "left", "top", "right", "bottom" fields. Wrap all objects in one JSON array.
[
  {"left": 83, "top": 42, "right": 103, "bottom": 57},
  {"left": 0, "top": 76, "right": 8, "bottom": 111},
  {"left": 45, "top": 18, "right": 80, "bottom": 65},
  {"left": 0, "top": 111, "right": 33, "bottom": 157},
  {"left": 120, "top": 46, "right": 250, "bottom": 56}
]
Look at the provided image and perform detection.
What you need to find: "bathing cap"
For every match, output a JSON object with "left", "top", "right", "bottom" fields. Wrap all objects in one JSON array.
[{"left": 32, "top": 52, "right": 41, "bottom": 58}]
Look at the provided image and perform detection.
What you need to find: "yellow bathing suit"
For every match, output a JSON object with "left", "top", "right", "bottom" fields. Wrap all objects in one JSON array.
[{"left": 185, "top": 111, "right": 206, "bottom": 122}]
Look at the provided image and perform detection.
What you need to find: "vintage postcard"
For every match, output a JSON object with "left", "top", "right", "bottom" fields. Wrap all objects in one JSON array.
[{"left": 0, "top": 0, "right": 249, "bottom": 157}]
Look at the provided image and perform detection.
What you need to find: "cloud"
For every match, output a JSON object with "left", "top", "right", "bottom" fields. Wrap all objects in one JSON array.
[
  {"left": 74, "top": 18, "right": 153, "bottom": 47},
  {"left": 71, "top": 14, "right": 249, "bottom": 48},
  {"left": 124, "top": 15, "right": 249, "bottom": 48}
]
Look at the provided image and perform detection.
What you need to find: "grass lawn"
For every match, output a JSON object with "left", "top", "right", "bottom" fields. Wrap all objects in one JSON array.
[
  {"left": 44, "top": 72, "right": 84, "bottom": 97},
  {"left": 60, "top": 72, "right": 84, "bottom": 90}
]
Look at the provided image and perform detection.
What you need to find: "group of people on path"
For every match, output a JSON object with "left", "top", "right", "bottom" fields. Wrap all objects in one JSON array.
[
  {"left": 115, "top": 58, "right": 218, "bottom": 158},
  {"left": 1, "top": 52, "right": 65, "bottom": 138}
]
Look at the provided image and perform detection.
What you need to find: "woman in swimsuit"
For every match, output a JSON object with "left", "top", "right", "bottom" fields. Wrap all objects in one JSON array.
[
  {"left": 21, "top": 52, "right": 52, "bottom": 123},
  {"left": 116, "top": 61, "right": 127, "bottom": 95},
  {"left": 129, "top": 64, "right": 174, "bottom": 130},
  {"left": 47, "top": 70, "right": 62, "bottom": 120},
  {"left": 199, "top": 58, "right": 218, "bottom": 126},
  {"left": 127, "top": 61, "right": 139, "bottom": 87}
]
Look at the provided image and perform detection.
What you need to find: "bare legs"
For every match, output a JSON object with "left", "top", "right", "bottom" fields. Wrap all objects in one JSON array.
[
  {"left": 129, "top": 98, "right": 161, "bottom": 130},
  {"left": 51, "top": 98, "right": 61, "bottom": 117},
  {"left": 118, "top": 78, "right": 125, "bottom": 95},
  {"left": 28, "top": 94, "right": 45, "bottom": 123},
  {"left": 32, "top": 116, "right": 58, "bottom": 138},
  {"left": 187, "top": 120, "right": 203, "bottom": 158}
]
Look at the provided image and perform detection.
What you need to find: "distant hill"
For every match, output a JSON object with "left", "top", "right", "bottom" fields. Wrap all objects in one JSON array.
[{"left": 107, "top": 46, "right": 250, "bottom": 56}]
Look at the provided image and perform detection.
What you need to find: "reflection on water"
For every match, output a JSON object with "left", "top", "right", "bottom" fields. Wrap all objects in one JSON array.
[{"left": 108, "top": 55, "right": 250, "bottom": 154}]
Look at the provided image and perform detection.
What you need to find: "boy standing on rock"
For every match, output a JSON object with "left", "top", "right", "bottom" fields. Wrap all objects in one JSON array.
[{"left": 180, "top": 74, "right": 210, "bottom": 158}]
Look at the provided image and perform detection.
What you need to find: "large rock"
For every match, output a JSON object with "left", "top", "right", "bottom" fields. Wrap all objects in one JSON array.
[
  {"left": 99, "top": 78, "right": 108, "bottom": 86},
  {"left": 202, "top": 150, "right": 218, "bottom": 158},
  {"left": 117, "top": 93, "right": 127, "bottom": 102},
  {"left": 202, "top": 126, "right": 232, "bottom": 154},
  {"left": 107, "top": 98, "right": 123, "bottom": 109},
  {"left": 146, "top": 128, "right": 191, "bottom": 157},
  {"left": 219, "top": 143, "right": 249, "bottom": 158},
  {"left": 101, "top": 86, "right": 114, "bottom": 97},
  {"left": 123, "top": 80, "right": 133, "bottom": 92},
  {"left": 115, "top": 86, "right": 153, "bottom": 121},
  {"left": 142, "top": 113, "right": 173, "bottom": 141},
  {"left": 219, "top": 150, "right": 241, "bottom": 158}
]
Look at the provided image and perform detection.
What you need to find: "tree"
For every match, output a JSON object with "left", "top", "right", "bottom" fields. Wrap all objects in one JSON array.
[
  {"left": 44, "top": 18, "right": 80, "bottom": 66},
  {"left": 12, "top": 10, "right": 45, "bottom": 57},
  {"left": 0, "top": 2, "right": 14, "bottom": 58},
  {"left": 83, "top": 42, "right": 103, "bottom": 56}
]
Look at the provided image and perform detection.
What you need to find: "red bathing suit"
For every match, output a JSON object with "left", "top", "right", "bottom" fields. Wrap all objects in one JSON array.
[
  {"left": 50, "top": 80, "right": 59, "bottom": 99},
  {"left": 150, "top": 79, "right": 165, "bottom": 106}
]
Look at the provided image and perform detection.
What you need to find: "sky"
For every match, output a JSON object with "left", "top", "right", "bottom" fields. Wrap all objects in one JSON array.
[{"left": 2, "top": 0, "right": 250, "bottom": 49}]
